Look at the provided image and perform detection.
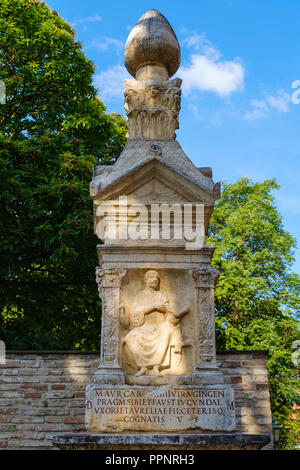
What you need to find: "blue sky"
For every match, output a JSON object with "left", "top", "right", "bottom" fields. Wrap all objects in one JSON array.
[{"left": 48, "top": 0, "right": 300, "bottom": 273}]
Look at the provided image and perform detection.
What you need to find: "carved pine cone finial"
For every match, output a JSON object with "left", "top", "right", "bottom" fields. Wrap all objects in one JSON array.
[
  {"left": 124, "top": 10, "right": 181, "bottom": 81},
  {"left": 123, "top": 11, "right": 182, "bottom": 140}
]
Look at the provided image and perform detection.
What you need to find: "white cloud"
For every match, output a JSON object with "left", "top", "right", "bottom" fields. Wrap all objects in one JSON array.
[
  {"left": 72, "top": 14, "right": 102, "bottom": 26},
  {"left": 188, "top": 102, "right": 203, "bottom": 122},
  {"left": 71, "top": 14, "right": 102, "bottom": 31},
  {"left": 182, "top": 32, "right": 221, "bottom": 61},
  {"left": 267, "top": 92, "right": 290, "bottom": 112},
  {"left": 94, "top": 65, "right": 129, "bottom": 100},
  {"left": 180, "top": 31, "right": 245, "bottom": 97},
  {"left": 244, "top": 89, "right": 290, "bottom": 120},
  {"left": 180, "top": 55, "right": 245, "bottom": 96},
  {"left": 188, "top": 102, "right": 226, "bottom": 126},
  {"left": 91, "top": 37, "right": 124, "bottom": 52}
]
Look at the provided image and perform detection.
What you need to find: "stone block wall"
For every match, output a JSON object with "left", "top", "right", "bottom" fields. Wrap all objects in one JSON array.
[
  {"left": 217, "top": 351, "right": 272, "bottom": 446},
  {"left": 0, "top": 351, "right": 272, "bottom": 450}
]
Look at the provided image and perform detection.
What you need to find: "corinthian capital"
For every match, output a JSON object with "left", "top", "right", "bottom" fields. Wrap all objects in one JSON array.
[
  {"left": 95, "top": 268, "right": 127, "bottom": 290},
  {"left": 124, "top": 78, "right": 182, "bottom": 140},
  {"left": 190, "top": 265, "right": 220, "bottom": 287}
]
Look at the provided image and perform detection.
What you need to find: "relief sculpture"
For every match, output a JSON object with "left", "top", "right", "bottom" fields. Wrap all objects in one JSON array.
[
  {"left": 84, "top": 10, "right": 238, "bottom": 439},
  {"left": 124, "top": 78, "right": 182, "bottom": 140},
  {"left": 120, "top": 270, "right": 190, "bottom": 376}
]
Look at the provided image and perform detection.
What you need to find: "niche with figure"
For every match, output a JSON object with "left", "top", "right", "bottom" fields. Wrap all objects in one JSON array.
[{"left": 119, "top": 269, "right": 196, "bottom": 376}]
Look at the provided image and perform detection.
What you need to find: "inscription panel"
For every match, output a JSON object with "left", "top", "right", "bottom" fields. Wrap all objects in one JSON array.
[{"left": 86, "top": 385, "right": 235, "bottom": 432}]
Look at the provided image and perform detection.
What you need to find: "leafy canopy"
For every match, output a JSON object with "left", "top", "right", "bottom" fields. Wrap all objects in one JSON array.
[
  {"left": 0, "top": 0, "right": 126, "bottom": 349},
  {"left": 207, "top": 178, "right": 299, "bottom": 438}
]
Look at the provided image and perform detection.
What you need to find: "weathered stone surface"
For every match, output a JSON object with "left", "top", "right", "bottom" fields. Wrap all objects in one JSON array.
[
  {"left": 92, "top": 261, "right": 225, "bottom": 390},
  {"left": 90, "top": 139, "right": 216, "bottom": 199},
  {"left": 124, "top": 10, "right": 180, "bottom": 80},
  {"left": 124, "top": 78, "right": 182, "bottom": 140},
  {"left": 120, "top": 269, "right": 195, "bottom": 378},
  {"left": 86, "top": 384, "right": 235, "bottom": 433},
  {"left": 123, "top": 11, "right": 182, "bottom": 140},
  {"left": 87, "top": 10, "right": 235, "bottom": 439}
]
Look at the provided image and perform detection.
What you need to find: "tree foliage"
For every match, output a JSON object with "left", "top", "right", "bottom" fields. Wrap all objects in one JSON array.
[
  {"left": 207, "top": 178, "right": 300, "bottom": 447},
  {"left": 0, "top": 0, "right": 126, "bottom": 349}
]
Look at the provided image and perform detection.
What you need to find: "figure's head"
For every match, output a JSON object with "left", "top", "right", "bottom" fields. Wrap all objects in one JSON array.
[
  {"left": 146, "top": 84, "right": 160, "bottom": 98},
  {"left": 144, "top": 270, "right": 160, "bottom": 290}
]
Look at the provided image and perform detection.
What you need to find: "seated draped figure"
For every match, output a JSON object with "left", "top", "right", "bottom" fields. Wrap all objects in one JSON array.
[{"left": 121, "top": 270, "right": 190, "bottom": 376}]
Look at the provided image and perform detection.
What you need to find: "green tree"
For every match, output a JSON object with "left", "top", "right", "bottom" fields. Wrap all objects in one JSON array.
[
  {"left": 208, "top": 178, "right": 300, "bottom": 448},
  {"left": 0, "top": 0, "right": 126, "bottom": 349}
]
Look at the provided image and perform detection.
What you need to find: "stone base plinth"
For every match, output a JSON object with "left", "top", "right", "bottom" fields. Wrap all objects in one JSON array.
[{"left": 53, "top": 433, "right": 271, "bottom": 450}]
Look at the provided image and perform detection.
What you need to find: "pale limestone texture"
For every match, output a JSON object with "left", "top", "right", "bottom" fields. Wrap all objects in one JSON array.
[
  {"left": 86, "top": 384, "right": 235, "bottom": 433},
  {"left": 93, "top": 257, "right": 223, "bottom": 389},
  {"left": 124, "top": 78, "right": 182, "bottom": 139},
  {"left": 123, "top": 10, "right": 182, "bottom": 139},
  {"left": 124, "top": 10, "right": 180, "bottom": 80},
  {"left": 90, "top": 140, "right": 220, "bottom": 246},
  {"left": 120, "top": 269, "right": 191, "bottom": 377},
  {"left": 87, "top": 9, "right": 235, "bottom": 436}
]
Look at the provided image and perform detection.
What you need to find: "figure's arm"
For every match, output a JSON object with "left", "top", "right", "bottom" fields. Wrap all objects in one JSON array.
[
  {"left": 131, "top": 298, "right": 169, "bottom": 328},
  {"left": 175, "top": 305, "right": 190, "bottom": 319},
  {"left": 131, "top": 304, "right": 156, "bottom": 327},
  {"left": 167, "top": 305, "right": 190, "bottom": 325},
  {"left": 142, "top": 301, "right": 169, "bottom": 316}
]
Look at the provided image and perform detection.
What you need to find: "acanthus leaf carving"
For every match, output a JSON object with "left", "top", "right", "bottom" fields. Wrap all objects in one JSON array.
[
  {"left": 190, "top": 265, "right": 220, "bottom": 287},
  {"left": 124, "top": 78, "right": 182, "bottom": 140},
  {"left": 96, "top": 267, "right": 127, "bottom": 293}
]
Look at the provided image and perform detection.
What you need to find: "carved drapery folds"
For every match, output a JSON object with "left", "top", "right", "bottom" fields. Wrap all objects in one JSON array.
[
  {"left": 96, "top": 268, "right": 127, "bottom": 368},
  {"left": 124, "top": 78, "right": 182, "bottom": 140},
  {"left": 120, "top": 269, "right": 191, "bottom": 377},
  {"left": 191, "top": 266, "right": 220, "bottom": 364}
]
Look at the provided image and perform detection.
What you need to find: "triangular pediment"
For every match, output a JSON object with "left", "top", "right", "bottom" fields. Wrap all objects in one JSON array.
[
  {"left": 91, "top": 160, "right": 216, "bottom": 237},
  {"left": 91, "top": 158, "right": 216, "bottom": 206},
  {"left": 90, "top": 139, "right": 219, "bottom": 204},
  {"left": 129, "top": 177, "right": 185, "bottom": 203}
]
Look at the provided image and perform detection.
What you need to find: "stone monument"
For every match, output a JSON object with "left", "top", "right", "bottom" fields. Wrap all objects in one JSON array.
[
  {"left": 87, "top": 8, "right": 234, "bottom": 435},
  {"left": 54, "top": 10, "right": 271, "bottom": 450}
]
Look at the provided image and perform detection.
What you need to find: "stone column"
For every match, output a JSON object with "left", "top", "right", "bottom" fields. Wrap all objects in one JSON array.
[
  {"left": 94, "top": 267, "right": 127, "bottom": 384},
  {"left": 191, "top": 265, "right": 224, "bottom": 385}
]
